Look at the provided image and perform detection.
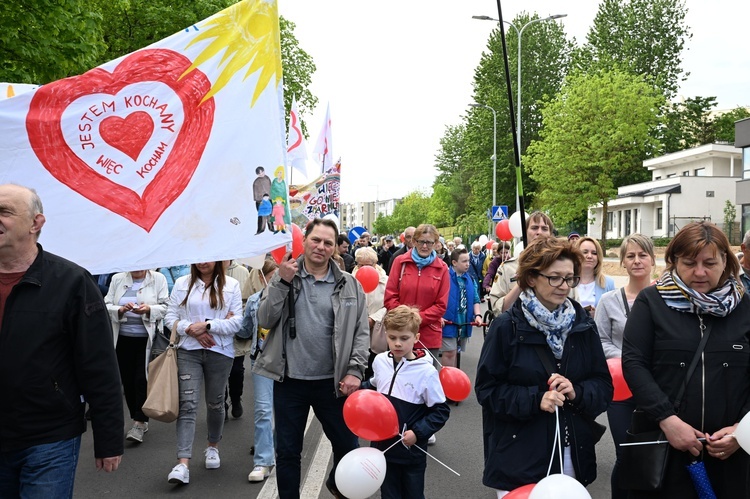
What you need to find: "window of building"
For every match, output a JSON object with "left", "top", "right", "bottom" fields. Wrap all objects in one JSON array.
[
  {"left": 744, "top": 148, "right": 750, "bottom": 180},
  {"left": 654, "top": 176, "right": 661, "bottom": 180},
  {"left": 624, "top": 210, "right": 632, "bottom": 234},
  {"left": 656, "top": 207, "right": 663, "bottom": 230},
  {"left": 695, "top": 168, "right": 706, "bottom": 176},
  {"left": 666, "top": 173, "right": 676, "bottom": 178},
  {"left": 634, "top": 208, "right": 639, "bottom": 232},
  {"left": 683, "top": 171, "right": 689, "bottom": 176},
  {"left": 606, "top": 211, "right": 614, "bottom": 232},
  {"left": 743, "top": 205, "right": 750, "bottom": 237}
]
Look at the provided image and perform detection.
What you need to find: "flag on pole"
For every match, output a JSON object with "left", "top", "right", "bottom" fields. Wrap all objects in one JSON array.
[
  {"left": 313, "top": 102, "right": 333, "bottom": 173},
  {"left": 0, "top": 0, "right": 289, "bottom": 274},
  {"left": 286, "top": 95, "right": 308, "bottom": 177}
]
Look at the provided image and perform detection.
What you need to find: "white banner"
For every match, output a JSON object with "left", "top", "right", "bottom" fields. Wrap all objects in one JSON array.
[{"left": 0, "top": 0, "right": 290, "bottom": 274}]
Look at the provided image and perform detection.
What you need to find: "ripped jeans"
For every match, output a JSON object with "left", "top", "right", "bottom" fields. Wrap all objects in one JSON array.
[{"left": 175, "top": 348, "right": 234, "bottom": 459}]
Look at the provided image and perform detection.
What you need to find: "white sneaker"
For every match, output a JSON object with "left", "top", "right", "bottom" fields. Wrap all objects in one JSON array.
[
  {"left": 204, "top": 446, "right": 221, "bottom": 469},
  {"left": 248, "top": 465, "right": 271, "bottom": 482},
  {"left": 427, "top": 434, "right": 437, "bottom": 445},
  {"left": 168, "top": 463, "right": 189, "bottom": 484}
]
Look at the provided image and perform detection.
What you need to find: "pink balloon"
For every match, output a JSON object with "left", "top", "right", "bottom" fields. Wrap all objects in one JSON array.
[
  {"left": 506, "top": 483, "right": 537, "bottom": 499},
  {"left": 355, "top": 266, "right": 379, "bottom": 293},
  {"left": 439, "top": 366, "right": 472, "bottom": 401},
  {"left": 607, "top": 358, "right": 632, "bottom": 401},
  {"left": 343, "top": 390, "right": 399, "bottom": 441}
]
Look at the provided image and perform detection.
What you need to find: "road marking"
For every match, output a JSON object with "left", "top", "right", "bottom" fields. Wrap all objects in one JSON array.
[{"left": 300, "top": 431, "right": 332, "bottom": 498}]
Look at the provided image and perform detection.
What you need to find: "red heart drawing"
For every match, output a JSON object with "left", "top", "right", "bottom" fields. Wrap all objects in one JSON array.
[
  {"left": 99, "top": 111, "right": 155, "bottom": 161},
  {"left": 26, "top": 49, "right": 215, "bottom": 232}
]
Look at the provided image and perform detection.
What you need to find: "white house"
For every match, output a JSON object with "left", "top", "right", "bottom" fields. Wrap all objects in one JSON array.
[{"left": 587, "top": 143, "right": 742, "bottom": 239}]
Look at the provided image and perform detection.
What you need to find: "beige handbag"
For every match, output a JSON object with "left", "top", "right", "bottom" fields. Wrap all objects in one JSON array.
[
  {"left": 142, "top": 324, "right": 179, "bottom": 422},
  {"left": 370, "top": 320, "right": 388, "bottom": 354}
]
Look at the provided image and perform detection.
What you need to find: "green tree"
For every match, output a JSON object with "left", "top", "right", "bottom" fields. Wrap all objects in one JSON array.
[
  {"left": 575, "top": 0, "right": 691, "bottom": 101},
  {"left": 387, "top": 191, "right": 434, "bottom": 231},
  {"left": 714, "top": 107, "right": 750, "bottom": 143},
  {"left": 0, "top": 1, "right": 106, "bottom": 83},
  {"left": 724, "top": 199, "right": 737, "bottom": 243},
  {"left": 525, "top": 69, "right": 664, "bottom": 247}
]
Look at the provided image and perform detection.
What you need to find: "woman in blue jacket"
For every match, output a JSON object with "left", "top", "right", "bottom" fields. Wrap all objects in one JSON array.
[{"left": 475, "top": 236, "right": 612, "bottom": 497}]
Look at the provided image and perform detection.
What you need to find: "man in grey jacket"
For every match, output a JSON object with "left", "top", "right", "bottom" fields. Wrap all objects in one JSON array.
[{"left": 253, "top": 218, "right": 369, "bottom": 499}]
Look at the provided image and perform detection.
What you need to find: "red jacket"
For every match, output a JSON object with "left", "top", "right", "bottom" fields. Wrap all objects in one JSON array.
[{"left": 384, "top": 251, "right": 450, "bottom": 349}]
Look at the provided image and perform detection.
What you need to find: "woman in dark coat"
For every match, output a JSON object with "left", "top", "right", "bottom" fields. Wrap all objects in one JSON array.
[
  {"left": 475, "top": 236, "right": 612, "bottom": 497},
  {"left": 622, "top": 221, "right": 750, "bottom": 498}
]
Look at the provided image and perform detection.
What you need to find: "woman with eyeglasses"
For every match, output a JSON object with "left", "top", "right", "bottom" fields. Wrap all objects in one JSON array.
[
  {"left": 476, "top": 236, "right": 612, "bottom": 497},
  {"left": 385, "top": 223, "right": 450, "bottom": 363}
]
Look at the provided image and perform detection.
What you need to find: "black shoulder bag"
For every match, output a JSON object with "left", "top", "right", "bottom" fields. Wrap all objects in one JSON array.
[
  {"left": 533, "top": 344, "right": 607, "bottom": 444},
  {"left": 620, "top": 316, "right": 713, "bottom": 491}
]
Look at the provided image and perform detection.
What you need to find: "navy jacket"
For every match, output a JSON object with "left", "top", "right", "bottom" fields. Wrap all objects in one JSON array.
[{"left": 475, "top": 299, "right": 612, "bottom": 490}]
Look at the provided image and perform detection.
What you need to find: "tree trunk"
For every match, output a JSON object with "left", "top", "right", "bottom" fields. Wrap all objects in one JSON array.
[{"left": 600, "top": 200, "right": 608, "bottom": 251}]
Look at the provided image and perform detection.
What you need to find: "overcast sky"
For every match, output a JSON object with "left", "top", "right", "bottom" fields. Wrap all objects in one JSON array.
[{"left": 277, "top": 0, "right": 750, "bottom": 204}]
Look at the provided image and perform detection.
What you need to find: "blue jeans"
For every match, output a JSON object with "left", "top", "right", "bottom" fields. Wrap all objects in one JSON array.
[
  {"left": 274, "top": 377, "right": 358, "bottom": 499},
  {"left": 381, "top": 458, "right": 427, "bottom": 499},
  {"left": 176, "top": 348, "right": 234, "bottom": 459},
  {"left": 252, "top": 363, "right": 275, "bottom": 467},
  {"left": 0, "top": 436, "right": 81, "bottom": 499}
]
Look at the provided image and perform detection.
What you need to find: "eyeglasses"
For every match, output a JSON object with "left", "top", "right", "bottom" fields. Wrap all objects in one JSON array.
[
  {"left": 416, "top": 240, "right": 435, "bottom": 247},
  {"left": 537, "top": 273, "right": 580, "bottom": 288}
]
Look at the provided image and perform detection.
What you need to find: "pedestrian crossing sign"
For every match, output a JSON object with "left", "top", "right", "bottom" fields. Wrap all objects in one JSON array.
[{"left": 492, "top": 205, "right": 508, "bottom": 222}]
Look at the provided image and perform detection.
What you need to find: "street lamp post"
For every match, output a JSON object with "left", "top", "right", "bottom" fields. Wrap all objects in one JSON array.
[
  {"left": 472, "top": 14, "right": 567, "bottom": 214},
  {"left": 468, "top": 103, "right": 497, "bottom": 213}
]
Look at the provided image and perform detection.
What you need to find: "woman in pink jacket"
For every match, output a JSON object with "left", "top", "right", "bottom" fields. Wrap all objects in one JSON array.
[{"left": 385, "top": 224, "right": 450, "bottom": 362}]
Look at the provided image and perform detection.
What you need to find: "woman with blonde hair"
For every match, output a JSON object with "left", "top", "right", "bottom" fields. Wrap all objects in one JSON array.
[
  {"left": 575, "top": 236, "right": 615, "bottom": 317},
  {"left": 352, "top": 246, "right": 388, "bottom": 377}
]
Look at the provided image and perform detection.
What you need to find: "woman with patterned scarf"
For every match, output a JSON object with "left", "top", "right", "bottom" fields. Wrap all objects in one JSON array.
[
  {"left": 622, "top": 221, "right": 750, "bottom": 498},
  {"left": 475, "top": 236, "right": 613, "bottom": 497}
]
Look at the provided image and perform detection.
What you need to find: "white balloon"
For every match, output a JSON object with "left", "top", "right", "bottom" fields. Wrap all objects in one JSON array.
[
  {"left": 323, "top": 213, "right": 340, "bottom": 228},
  {"left": 478, "top": 235, "right": 489, "bottom": 246},
  {"left": 237, "top": 254, "right": 266, "bottom": 269},
  {"left": 335, "top": 448, "right": 386, "bottom": 499},
  {"left": 735, "top": 412, "right": 750, "bottom": 454},
  {"left": 528, "top": 474, "right": 591, "bottom": 499},
  {"left": 508, "top": 211, "right": 529, "bottom": 238},
  {"left": 513, "top": 241, "right": 524, "bottom": 258}
]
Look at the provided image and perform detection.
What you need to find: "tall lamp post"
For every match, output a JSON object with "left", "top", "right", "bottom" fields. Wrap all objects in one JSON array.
[
  {"left": 469, "top": 103, "right": 497, "bottom": 231},
  {"left": 473, "top": 14, "right": 567, "bottom": 214}
]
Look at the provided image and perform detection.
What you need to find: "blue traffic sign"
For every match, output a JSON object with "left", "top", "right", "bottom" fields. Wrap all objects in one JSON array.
[{"left": 491, "top": 205, "right": 508, "bottom": 222}]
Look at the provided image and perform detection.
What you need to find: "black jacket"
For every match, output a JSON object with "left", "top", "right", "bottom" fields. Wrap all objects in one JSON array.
[
  {"left": 475, "top": 299, "right": 612, "bottom": 491},
  {"left": 0, "top": 245, "right": 124, "bottom": 458},
  {"left": 622, "top": 285, "right": 750, "bottom": 433}
]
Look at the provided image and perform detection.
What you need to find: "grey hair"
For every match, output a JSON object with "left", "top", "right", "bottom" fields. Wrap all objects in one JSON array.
[
  {"left": 355, "top": 246, "right": 378, "bottom": 264},
  {"left": 619, "top": 233, "right": 655, "bottom": 265},
  {"left": 743, "top": 230, "right": 750, "bottom": 247}
]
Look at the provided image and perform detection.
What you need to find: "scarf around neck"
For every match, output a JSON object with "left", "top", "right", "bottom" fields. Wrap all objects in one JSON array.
[
  {"left": 411, "top": 248, "right": 436, "bottom": 269},
  {"left": 656, "top": 270, "right": 742, "bottom": 317},
  {"left": 520, "top": 289, "right": 577, "bottom": 359}
]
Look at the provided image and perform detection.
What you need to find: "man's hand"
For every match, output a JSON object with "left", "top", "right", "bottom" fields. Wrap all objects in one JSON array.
[
  {"left": 660, "top": 415, "right": 704, "bottom": 456},
  {"left": 96, "top": 455, "right": 122, "bottom": 472},
  {"left": 278, "top": 252, "right": 298, "bottom": 283},
  {"left": 338, "top": 374, "right": 361, "bottom": 396}
]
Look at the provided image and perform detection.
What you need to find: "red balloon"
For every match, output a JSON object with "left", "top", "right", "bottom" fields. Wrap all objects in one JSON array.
[
  {"left": 495, "top": 219, "right": 513, "bottom": 241},
  {"left": 485, "top": 240, "right": 494, "bottom": 250},
  {"left": 607, "top": 358, "right": 632, "bottom": 401},
  {"left": 355, "top": 266, "right": 379, "bottom": 293},
  {"left": 439, "top": 366, "right": 472, "bottom": 401},
  {"left": 271, "top": 245, "right": 287, "bottom": 264},
  {"left": 505, "top": 483, "right": 536, "bottom": 499},
  {"left": 399, "top": 232, "right": 405, "bottom": 243},
  {"left": 291, "top": 223, "right": 304, "bottom": 258},
  {"left": 343, "top": 390, "right": 399, "bottom": 441}
]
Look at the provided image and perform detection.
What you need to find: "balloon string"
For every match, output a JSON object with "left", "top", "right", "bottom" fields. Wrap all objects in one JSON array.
[
  {"left": 381, "top": 425, "right": 461, "bottom": 477},
  {"left": 546, "top": 406, "right": 564, "bottom": 476},
  {"left": 418, "top": 340, "right": 443, "bottom": 369}
]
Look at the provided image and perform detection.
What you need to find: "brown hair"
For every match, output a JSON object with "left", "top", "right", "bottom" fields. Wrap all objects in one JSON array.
[
  {"left": 516, "top": 236, "right": 582, "bottom": 291},
  {"left": 305, "top": 218, "right": 339, "bottom": 240},
  {"left": 382, "top": 305, "right": 422, "bottom": 335},
  {"left": 665, "top": 221, "right": 739, "bottom": 283},
  {"left": 413, "top": 224, "right": 439, "bottom": 242},
  {"left": 619, "top": 234, "right": 655, "bottom": 265},
  {"left": 575, "top": 236, "right": 607, "bottom": 288},
  {"left": 528, "top": 211, "right": 555, "bottom": 234},
  {"left": 181, "top": 261, "right": 227, "bottom": 310}
]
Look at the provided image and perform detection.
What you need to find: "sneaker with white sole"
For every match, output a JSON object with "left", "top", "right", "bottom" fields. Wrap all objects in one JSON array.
[
  {"left": 168, "top": 463, "right": 189, "bottom": 484},
  {"left": 427, "top": 434, "right": 437, "bottom": 445},
  {"left": 126, "top": 422, "right": 148, "bottom": 443},
  {"left": 204, "top": 446, "right": 221, "bottom": 469},
  {"left": 248, "top": 465, "right": 271, "bottom": 482}
]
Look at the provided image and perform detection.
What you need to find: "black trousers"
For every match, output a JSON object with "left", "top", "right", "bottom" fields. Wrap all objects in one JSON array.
[{"left": 116, "top": 335, "right": 149, "bottom": 422}]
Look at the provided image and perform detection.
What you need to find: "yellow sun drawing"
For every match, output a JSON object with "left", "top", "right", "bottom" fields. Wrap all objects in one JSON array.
[{"left": 183, "top": 0, "right": 282, "bottom": 107}]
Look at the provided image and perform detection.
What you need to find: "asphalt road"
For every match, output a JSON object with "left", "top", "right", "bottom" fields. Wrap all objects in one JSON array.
[{"left": 73, "top": 307, "right": 617, "bottom": 498}]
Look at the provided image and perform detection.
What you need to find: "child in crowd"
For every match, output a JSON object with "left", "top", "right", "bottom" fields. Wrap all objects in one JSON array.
[{"left": 367, "top": 305, "right": 450, "bottom": 499}]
